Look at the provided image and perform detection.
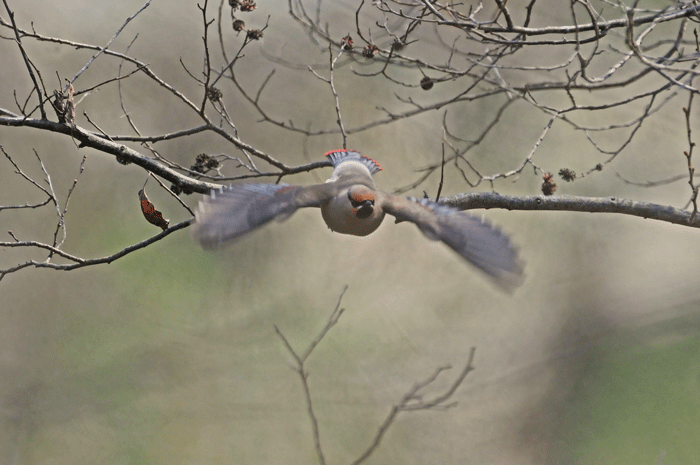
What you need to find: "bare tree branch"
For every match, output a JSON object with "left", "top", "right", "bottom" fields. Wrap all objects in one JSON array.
[
  {"left": 0, "top": 219, "right": 191, "bottom": 282},
  {"left": 682, "top": 92, "right": 699, "bottom": 220},
  {"left": 274, "top": 285, "right": 348, "bottom": 465},
  {"left": 275, "top": 286, "right": 478, "bottom": 465},
  {"left": 2, "top": 0, "right": 700, "bottom": 280},
  {"left": 352, "top": 348, "right": 477, "bottom": 465},
  {"left": 2, "top": 0, "right": 46, "bottom": 119},
  {"left": 442, "top": 193, "right": 700, "bottom": 228}
]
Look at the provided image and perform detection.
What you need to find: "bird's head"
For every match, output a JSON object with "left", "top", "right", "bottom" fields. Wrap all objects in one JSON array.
[{"left": 347, "top": 186, "right": 375, "bottom": 219}]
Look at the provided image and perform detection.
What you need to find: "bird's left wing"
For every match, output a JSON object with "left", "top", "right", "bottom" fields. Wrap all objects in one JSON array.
[
  {"left": 379, "top": 194, "right": 525, "bottom": 291},
  {"left": 192, "top": 183, "right": 335, "bottom": 249}
]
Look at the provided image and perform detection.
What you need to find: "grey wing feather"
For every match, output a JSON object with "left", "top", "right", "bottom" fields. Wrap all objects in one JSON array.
[
  {"left": 192, "top": 183, "right": 327, "bottom": 249},
  {"left": 381, "top": 196, "right": 525, "bottom": 291}
]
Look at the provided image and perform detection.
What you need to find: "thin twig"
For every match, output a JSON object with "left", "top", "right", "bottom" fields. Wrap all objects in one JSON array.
[
  {"left": 0, "top": 219, "right": 191, "bottom": 282},
  {"left": 435, "top": 144, "right": 445, "bottom": 201},
  {"left": 273, "top": 285, "right": 348, "bottom": 465},
  {"left": 147, "top": 171, "right": 195, "bottom": 216},
  {"left": 67, "top": 0, "right": 152, "bottom": 88},
  {"left": 351, "top": 348, "right": 477, "bottom": 464},
  {"left": 682, "top": 92, "right": 699, "bottom": 221},
  {"left": 2, "top": 0, "right": 46, "bottom": 119}
]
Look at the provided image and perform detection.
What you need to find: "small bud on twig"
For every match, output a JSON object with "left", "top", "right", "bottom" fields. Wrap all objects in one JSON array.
[{"left": 542, "top": 172, "right": 557, "bottom": 196}]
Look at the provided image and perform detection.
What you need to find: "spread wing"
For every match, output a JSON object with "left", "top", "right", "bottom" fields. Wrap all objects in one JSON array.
[
  {"left": 379, "top": 195, "right": 525, "bottom": 291},
  {"left": 192, "top": 183, "right": 335, "bottom": 249}
]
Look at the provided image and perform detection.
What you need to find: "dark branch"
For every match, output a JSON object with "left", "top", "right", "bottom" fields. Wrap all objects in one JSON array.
[{"left": 442, "top": 193, "right": 700, "bottom": 228}]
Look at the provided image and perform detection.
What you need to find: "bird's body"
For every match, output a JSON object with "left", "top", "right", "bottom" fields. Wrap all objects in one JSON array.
[
  {"left": 192, "top": 150, "right": 524, "bottom": 291},
  {"left": 319, "top": 151, "right": 385, "bottom": 236}
]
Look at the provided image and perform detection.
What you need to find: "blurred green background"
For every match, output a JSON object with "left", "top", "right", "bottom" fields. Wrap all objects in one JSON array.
[{"left": 1, "top": 1, "right": 699, "bottom": 464}]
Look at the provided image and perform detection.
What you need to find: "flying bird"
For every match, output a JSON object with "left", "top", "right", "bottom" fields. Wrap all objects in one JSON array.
[{"left": 192, "top": 150, "right": 524, "bottom": 291}]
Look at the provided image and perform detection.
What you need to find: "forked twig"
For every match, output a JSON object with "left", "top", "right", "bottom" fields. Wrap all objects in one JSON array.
[
  {"left": 274, "top": 285, "right": 348, "bottom": 465},
  {"left": 275, "top": 286, "right": 477, "bottom": 465},
  {"left": 351, "top": 348, "right": 476, "bottom": 465}
]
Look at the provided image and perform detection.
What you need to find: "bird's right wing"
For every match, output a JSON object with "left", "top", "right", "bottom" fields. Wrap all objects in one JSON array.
[
  {"left": 192, "top": 183, "right": 335, "bottom": 249},
  {"left": 380, "top": 194, "right": 525, "bottom": 291}
]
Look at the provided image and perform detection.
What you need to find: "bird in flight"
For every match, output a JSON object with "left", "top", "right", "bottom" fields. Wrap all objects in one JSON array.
[{"left": 192, "top": 149, "right": 524, "bottom": 291}]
